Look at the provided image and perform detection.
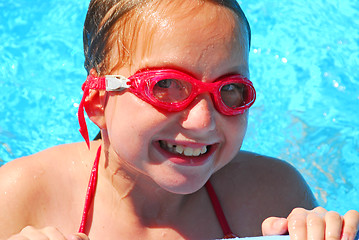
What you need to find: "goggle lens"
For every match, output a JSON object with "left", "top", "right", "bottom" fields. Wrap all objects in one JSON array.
[
  {"left": 220, "top": 82, "right": 247, "bottom": 109},
  {"left": 152, "top": 78, "right": 193, "bottom": 103}
]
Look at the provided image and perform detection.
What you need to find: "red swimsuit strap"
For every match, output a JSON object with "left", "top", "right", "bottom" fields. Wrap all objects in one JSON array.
[
  {"left": 205, "top": 180, "right": 238, "bottom": 239},
  {"left": 78, "top": 145, "right": 102, "bottom": 233}
]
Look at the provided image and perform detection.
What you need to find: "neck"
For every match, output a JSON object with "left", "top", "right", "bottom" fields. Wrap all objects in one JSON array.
[{"left": 96, "top": 140, "right": 190, "bottom": 225}]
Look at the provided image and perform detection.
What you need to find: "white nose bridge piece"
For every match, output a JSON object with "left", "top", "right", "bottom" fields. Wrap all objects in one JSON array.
[{"left": 105, "top": 75, "right": 131, "bottom": 91}]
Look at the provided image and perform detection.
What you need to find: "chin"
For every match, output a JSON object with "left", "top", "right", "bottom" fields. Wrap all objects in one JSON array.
[
  {"left": 162, "top": 185, "right": 203, "bottom": 195},
  {"left": 153, "top": 173, "right": 210, "bottom": 195}
]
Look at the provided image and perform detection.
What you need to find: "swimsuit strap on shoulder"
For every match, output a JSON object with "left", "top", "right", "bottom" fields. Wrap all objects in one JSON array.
[
  {"left": 205, "top": 180, "right": 238, "bottom": 238},
  {"left": 78, "top": 145, "right": 102, "bottom": 233}
]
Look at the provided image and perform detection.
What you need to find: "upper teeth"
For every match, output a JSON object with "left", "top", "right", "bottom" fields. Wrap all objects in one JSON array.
[{"left": 160, "top": 141, "right": 208, "bottom": 157}]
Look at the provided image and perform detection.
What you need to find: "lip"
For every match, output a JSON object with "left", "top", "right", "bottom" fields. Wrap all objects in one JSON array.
[{"left": 153, "top": 140, "right": 217, "bottom": 167}]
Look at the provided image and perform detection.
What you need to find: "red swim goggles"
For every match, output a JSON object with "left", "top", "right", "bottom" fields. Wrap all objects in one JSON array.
[{"left": 78, "top": 69, "right": 256, "bottom": 147}]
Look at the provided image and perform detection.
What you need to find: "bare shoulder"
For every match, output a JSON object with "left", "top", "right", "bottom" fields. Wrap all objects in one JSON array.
[
  {"left": 211, "top": 151, "right": 317, "bottom": 218},
  {"left": 0, "top": 142, "right": 91, "bottom": 237}
]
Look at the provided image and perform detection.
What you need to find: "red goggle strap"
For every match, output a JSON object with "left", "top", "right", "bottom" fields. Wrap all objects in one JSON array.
[{"left": 78, "top": 75, "right": 106, "bottom": 149}]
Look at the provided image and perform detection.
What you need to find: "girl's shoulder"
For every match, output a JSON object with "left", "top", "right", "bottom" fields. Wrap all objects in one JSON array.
[
  {"left": 0, "top": 142, "right": 91, "bottom": 185},
  {"left": 215, "top": 151, "right": 310, "bottom": 188},
  {"left": 0, "top": 142, "right": 92, "bottom": 235},
  {"left": 210, "top": 151, "right": 317, "bottom": 219},
  {"left": 229, "top": 151, "right": 304, "bottom": 179},
  {"left": 213, "top": 151, "right": 306, "bottom": 185}
]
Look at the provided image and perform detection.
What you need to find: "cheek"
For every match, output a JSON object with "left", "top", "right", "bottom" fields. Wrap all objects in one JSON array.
[
  {"left": 211, "top": 113, "right": 248, "bottom": 173},
  {"left": 224, "top": 112, "right": 248, "bottom": 152},
  {"left": 105, "top": 95, "right": 137, "bottom": 138},
  {"left": 103, "top": 94, "right": 168, "bottom": 159}
]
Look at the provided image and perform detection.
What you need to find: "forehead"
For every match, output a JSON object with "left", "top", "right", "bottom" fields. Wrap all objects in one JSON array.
[
  {"left": 143, "top": 1, "right": 248, "bottom": 52},
  {"left": 114, "top": 0, "right": 249, "bottom": 77}
]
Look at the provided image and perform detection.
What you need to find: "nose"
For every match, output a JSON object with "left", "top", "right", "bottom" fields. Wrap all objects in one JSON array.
[{"left": 180, "top": 93, "right": 216, "bottom": 132}]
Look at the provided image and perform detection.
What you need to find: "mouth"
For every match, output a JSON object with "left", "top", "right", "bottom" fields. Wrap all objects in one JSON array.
[{"left": 158, "top": 140, "right": 210, "bottom": 157}]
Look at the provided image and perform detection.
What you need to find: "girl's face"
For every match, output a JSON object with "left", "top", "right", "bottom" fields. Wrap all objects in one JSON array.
[{"left": 102, "top": 2, "right": 250, "bottom": 194}]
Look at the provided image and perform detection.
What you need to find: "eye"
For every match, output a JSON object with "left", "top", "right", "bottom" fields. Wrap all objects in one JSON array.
[
  {"left": 157, "top": 79, "right": 174, "bottom": 89},
  {"left": 220, "top": 83, "right": 245, "bottom": 108},
  {"left": 152, "top": 78, "right": 192, "bottom": 103},
  {"left": 221, "top": 83, "right": 245, "bottom": 95},
  {"left": 221, "top": 84, "right": 238, "bottom": 92}
]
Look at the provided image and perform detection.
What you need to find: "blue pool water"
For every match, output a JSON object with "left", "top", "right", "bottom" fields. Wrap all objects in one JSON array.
[{"left": 0, "top": 0, "right": 358, "bottom": 215}]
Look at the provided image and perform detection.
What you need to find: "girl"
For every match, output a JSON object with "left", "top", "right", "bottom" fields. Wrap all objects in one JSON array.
[{"left": 0, "top": 0, "right": 358, "bottom": 239}]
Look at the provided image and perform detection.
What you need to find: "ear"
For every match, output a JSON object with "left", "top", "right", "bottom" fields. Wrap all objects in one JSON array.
[
  {"left": 84, "top": 69, "right": 107, "bottom": 129},
  {"left": 84, "top": 89, "right": 107, "bottom": 130}
]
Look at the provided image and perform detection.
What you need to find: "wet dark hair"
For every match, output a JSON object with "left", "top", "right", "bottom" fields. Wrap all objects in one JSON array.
[{"left": 83, "top": 0, "right": 251, "bottom": 76}]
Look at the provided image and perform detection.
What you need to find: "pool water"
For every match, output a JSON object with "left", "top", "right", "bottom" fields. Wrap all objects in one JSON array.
[{"left": 0, "top": 0, "right": 358, "bottom": 215}]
